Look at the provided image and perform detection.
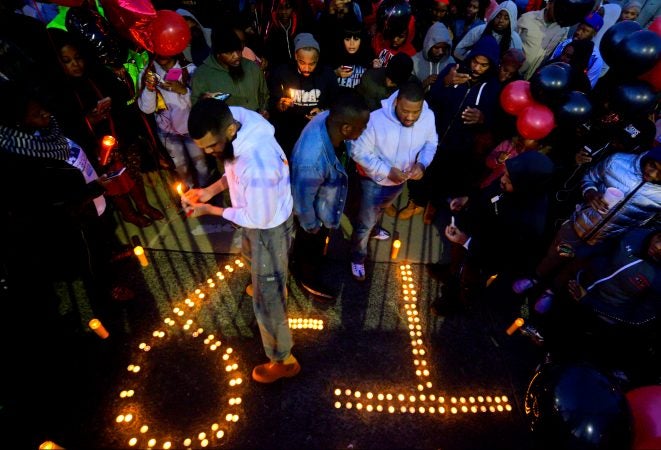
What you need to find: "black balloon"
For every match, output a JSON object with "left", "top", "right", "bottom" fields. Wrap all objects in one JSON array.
[
  {"left": 66, "top": 7, "right": 126, "bottom": 68},
  {"left": 553, "top": 0, "right": 598, "bottom": 27},
  {"left": 614, "top": 30, "right": 661, "bottom": 77},
  {"left": 555, "top": 91, "right": 593, "bottom": 125},
  {"left": 611, "top": 80, "right": 659, "bottom": 116},
  {"left": 600, "top": 20, "right": 643, "bottom": 67},
  {"left": 530, "top": 64, "right": 571, "bottom": 105},
  {"left": 525, "top": 362, "right": 633, "bottom": 450}
]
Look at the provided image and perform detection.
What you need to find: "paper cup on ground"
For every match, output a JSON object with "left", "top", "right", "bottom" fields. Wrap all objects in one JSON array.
[{"left": 603, "top": 187, "right": 624, "bottom": 209}]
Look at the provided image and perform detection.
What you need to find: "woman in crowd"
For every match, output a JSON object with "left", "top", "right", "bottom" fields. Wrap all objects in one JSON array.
[
  {"left": 329, "top": 16, "right": 375, "bottom": 88},
  {"left": 50, "top": 29, "right": 164, "bottom": 228}
]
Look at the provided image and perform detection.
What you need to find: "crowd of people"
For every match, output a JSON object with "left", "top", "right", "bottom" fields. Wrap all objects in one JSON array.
[{"left": 1, "top": 0, "right": 659, "bottom": 384}]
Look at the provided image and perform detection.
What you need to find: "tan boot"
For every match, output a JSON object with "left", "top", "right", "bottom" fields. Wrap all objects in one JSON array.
[
  {"left": 384, "top": 204, "right": 398, "bottom": 217},
  {"left": 398, "top": 200, "right": 424, "bottom": 220}
]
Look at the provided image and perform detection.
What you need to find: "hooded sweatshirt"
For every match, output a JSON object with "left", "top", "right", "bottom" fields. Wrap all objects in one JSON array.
[
  {"left": 454, "top": 1, "right": 523, "bottom": 61},
  {"left": 175, "top": 9, "right": 212, "bottom": 66},
  {"left": 463, "top": 151, "right": 554, "bottom": 273},
  {"left": 429, "top": 35, "right": 501, "bottom": 151},
  {"left": 221, "top": 106, "right": 293, "bottom": 229},
  {"left": 349, "top": 90, "right": 438, "bottom": 186},
  {"left": 191, "top": 54, "right": 269, "bottom": 110},
  {"left": 412, "top": 22, "right": 455, "bottom": 84}
]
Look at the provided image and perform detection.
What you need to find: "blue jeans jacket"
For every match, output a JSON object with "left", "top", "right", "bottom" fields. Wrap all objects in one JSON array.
[{"left": 290, "top": 111, "right": 348, "bottom": 231}]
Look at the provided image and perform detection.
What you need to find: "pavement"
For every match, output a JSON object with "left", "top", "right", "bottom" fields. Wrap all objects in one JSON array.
[{"left": 2, "top": 171, "right": 550, "bottom": 450}]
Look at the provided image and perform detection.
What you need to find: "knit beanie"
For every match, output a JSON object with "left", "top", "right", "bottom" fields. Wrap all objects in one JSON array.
[
  {"left": 294, "top": 33, "right": 320, "bottom": 53},
  {"left": 212, "top": 28, "right": 243, "bottom": 54}
]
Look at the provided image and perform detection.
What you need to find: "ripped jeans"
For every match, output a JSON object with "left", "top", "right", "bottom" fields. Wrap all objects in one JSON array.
[
  {"left": 241, "top": 214, "right": 295, "bottom": 362},
  {"left": 157, "top": 130, "right": 209, "bottom": 187}
]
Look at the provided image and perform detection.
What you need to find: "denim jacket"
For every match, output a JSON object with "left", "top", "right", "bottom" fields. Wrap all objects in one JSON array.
[{"left": 290, "top": 111, "right": 348, "bottom": 231}]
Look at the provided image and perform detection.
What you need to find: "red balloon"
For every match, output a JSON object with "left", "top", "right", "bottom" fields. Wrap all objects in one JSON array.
[
  {"left": 101, "top": 0, "right": 157, "bottom": 51},
  {"left": 150, "top": 10, "right": 190, "bottom": 57},
  {"left": 626, "top": 385, "right": 661, "bottom": 450},
  {"left": 500, "top": 80, "right": 534, "bottom": 116},
  {"left": 639, "top": 59, "right": 661, "bottom": 91},
  {"left": 516, "top": 103, "right": 556, "bottom": 140},
  {"left": 649, "top": 16, "right": 661, "bottom": 36}
]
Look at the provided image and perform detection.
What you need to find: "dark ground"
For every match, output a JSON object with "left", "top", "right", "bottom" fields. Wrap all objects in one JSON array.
[{"left": 0, "top": 243, "right": 555, "bottom": 450}]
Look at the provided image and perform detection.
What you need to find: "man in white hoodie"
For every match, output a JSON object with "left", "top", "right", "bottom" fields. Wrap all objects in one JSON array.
[
  {"left": 348, "top": 81, "right": 438, "bottom": 281},
  {"left": 182, "top": 98, "right": 299, "bottom": 384}
]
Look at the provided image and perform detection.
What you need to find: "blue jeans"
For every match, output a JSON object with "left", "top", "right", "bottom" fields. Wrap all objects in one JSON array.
[
  {"left": 157, "top": 130, "right": 209, "bottom": 187},
  {"left": 241, "top": 214, "right": 295, "bottom": 362},
  {"left": 350, "top": 178, "right": 403, "bottom": 264}
]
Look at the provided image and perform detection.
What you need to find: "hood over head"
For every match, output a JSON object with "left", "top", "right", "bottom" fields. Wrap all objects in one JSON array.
[
  {"left": 487, "top": 0, "right": 518, "bottom": 35},
  {"left": 466, "top": 34, "right": 501, "bottom": 68},
  {"left": 422, "top": 22, "right": 452, "bottom": 60}
]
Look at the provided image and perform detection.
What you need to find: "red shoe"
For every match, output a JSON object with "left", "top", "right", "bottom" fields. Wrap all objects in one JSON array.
[{"left": 252, "top": 357, "right": 301, "bottom": 383}]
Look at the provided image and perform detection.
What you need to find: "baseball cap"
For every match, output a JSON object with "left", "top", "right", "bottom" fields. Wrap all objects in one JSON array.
[{"left": 582, "top": 12, "right": 604, "bottom": 32}]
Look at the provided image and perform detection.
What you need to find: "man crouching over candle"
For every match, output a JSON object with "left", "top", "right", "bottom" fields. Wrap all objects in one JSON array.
[{"left": 182, "top": 98, "right": 298, "bottom": 383}]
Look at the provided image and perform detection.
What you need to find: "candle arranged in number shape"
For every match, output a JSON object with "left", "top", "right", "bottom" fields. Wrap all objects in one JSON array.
[{"left": 134, "top": 245, "right": 149, "bottom": 267}]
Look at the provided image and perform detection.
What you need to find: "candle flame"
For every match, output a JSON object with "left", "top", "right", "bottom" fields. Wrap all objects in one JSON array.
[
  {"left": 176, "top": 183, "right": 183, "bottom": 196},
  {"left": 289, "top": 88, "right": 294, "bottom": 99},
  {"left": 102, "top": 135, "right": 116, "bottom": 148},
  {"left": 393, "top": 239, "right": 401, "bottom": 249}
]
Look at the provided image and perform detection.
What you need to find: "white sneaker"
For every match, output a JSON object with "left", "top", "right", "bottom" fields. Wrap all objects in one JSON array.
[
  {"left": 351, "top": 262, "right": 366, "bottom": 281},
  {"left": 370, "top": 227, "right": 391, "bottom": 240}
]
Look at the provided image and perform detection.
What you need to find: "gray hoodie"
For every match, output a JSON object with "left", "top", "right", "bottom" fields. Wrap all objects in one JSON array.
[
  {"left": 454, "top": 1, "right": 523, "bottom": 61},
  {"left": 412, "top": 22, "right": 455, "bottom": 84}
]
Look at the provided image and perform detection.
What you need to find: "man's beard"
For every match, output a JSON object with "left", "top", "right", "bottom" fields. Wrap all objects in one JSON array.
[
  {"left": 217, "top": 140, "right": 235, "bottom": 162},
  {"left": 228, "top": 63, "right": 244, "bottom": 81}
]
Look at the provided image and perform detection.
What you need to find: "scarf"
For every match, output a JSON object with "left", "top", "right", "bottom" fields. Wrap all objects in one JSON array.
[{"left": 0, "top": 118, "right": 70, "bottom": 161}]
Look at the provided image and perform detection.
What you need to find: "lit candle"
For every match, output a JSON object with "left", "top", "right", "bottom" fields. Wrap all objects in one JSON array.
[
  {"left": 39, "top": 442, "right": 65, "bottom": 450},
  {"left": 289, "top": 88, "right": 294, "bottom": 99},
  {"left": 506, "top": 317, "right": 525, "bottom": 335},
  {"left": 89, "top": 318, "right": 109, "bottom": 339},
  {"left": 100, "top": 135, "right": 117, "bottom": 165},
  {"left": 323, "top": 236, "right": 330, "bottom": 256},
  {"left": 391, "top": 239, "right": 401, "bottom": 259},
  {"left": 486, "top": 273, "right": 498, "bottom": 287},
  {"left": 134, "top": 246, "right": 148, "bottom": 267},
  {"left": 176, "top": 182, "right": 184, "bottom": 196}
]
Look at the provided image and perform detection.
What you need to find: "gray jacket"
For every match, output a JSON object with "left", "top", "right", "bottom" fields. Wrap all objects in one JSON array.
[{"left": 573, "top": 152, "right": 661, "bottom": 244}]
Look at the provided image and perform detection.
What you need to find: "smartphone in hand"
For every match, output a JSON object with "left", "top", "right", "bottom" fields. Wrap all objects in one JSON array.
[
  {"left": 164, "top": 68, "right": 183, "bottom": 81},
  {"left": 106, "top": 167, "right": 126, "bottom": 179}
]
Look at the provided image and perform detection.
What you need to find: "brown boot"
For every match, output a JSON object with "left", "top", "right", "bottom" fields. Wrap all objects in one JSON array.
[
  {"left": 111, "top": 194, "right": 152, "bottom": 228},
  {"left": 130, "top": 184, "right": 164, "bottom": 221},
  {"left": 384, "top": 204, "right": 397, "bottom": 217},
  {"left": 398, "top": 200, "right": 424, "bottom": 220}
]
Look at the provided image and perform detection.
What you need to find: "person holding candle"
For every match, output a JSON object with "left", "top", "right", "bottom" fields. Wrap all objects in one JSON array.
[
  {"left": 290, "top": 88, "right": 370, "bottom": 301},
  {"left": 434, "top": 151, "right": 554, "bottom": 315},
  {"left": 348, "top": 80, "right": 438, "bottom": 281},
  {"left": 268, "top": 32, "right": 338, "bottom": 156},
  {"left": 182, "top": 98, "right": 299, "bottom": 383}
]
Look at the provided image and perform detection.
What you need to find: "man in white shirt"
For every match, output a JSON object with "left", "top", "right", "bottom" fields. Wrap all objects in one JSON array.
[
  {"left": 349, "top": 81, "right": 438, "bottom": 281},
  {"left": 183, "top": 98, "right": 299, "bottom": 384}
]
